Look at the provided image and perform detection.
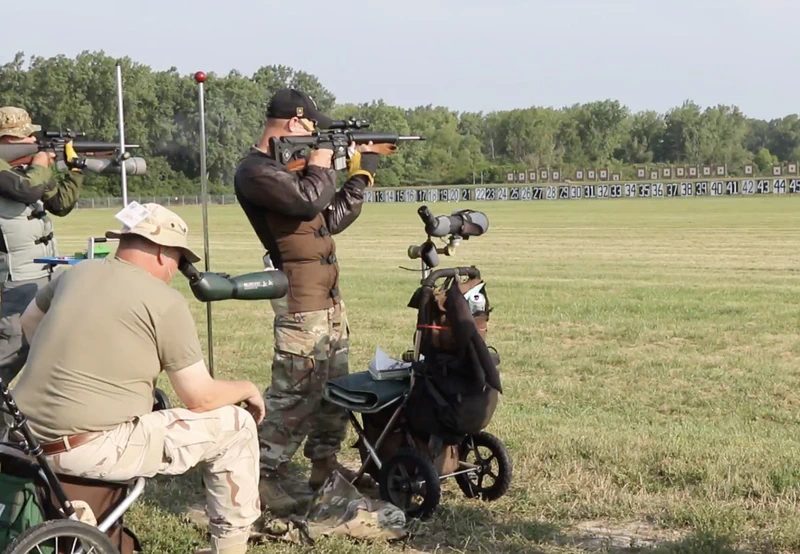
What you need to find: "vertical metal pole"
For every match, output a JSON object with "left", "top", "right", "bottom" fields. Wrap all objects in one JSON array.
[
  {"left": 115, "top": 64, "right": 128, "bottom": 207},
  {"left": 195, "top": 71, "right": 214, "bottom": 376}
]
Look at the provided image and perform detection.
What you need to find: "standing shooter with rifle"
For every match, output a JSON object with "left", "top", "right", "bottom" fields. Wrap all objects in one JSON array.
[
  {"left": 0, "top": 107, "right": 84, "bottom": 384},
  {"left": 234, "top": 88, "right": 414, "bottom": 516}
]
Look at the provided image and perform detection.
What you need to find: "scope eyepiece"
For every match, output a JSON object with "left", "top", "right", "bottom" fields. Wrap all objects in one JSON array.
[
  {"left": 417, "top": 205, "right": 437, "bottom": 234},
  {"left": 178, "top": 256, "right": 202, "bottom": 281}
]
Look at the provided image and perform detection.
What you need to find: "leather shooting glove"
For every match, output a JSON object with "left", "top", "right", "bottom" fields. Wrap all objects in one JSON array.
[{"left": 347, "top": 150, "right": 380, "bottom": 187}]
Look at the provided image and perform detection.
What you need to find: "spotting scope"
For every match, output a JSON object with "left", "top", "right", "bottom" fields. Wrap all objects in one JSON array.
[
  {"left": 417, "top": 206, "right": 489, "bottom": 238},
  {"left": 407, "top": 205, "right": 490, "bottom": 269},
  {"left": 179, "top": 258, "right": 288, "bottom": 302}
]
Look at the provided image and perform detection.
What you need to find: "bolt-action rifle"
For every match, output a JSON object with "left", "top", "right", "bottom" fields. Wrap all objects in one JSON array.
[
  {"left": 269, "top": 118, "right": 424, "bottom": 172},
  {"left": 0, "top": 130, "right": 147, "bottom": 175}
]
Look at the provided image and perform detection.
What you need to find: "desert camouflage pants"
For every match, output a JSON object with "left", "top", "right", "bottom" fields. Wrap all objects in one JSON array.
[
  {"left": 44, "top": 406, "right": 260, "bottom": 549},
  {"left": 259, "top": 300, "right": 350, "bottom": 472}
]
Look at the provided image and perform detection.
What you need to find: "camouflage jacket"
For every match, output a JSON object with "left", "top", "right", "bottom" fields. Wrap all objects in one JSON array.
[{"left": 0, "top": 159, "right": 83, "bottom": 217}]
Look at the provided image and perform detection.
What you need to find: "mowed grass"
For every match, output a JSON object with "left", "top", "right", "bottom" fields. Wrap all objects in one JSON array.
[{"left": 48, "top": 196, "right": 800, "bottom": 553}]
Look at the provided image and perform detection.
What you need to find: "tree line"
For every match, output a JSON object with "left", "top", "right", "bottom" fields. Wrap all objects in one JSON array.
[{"left": 1, "top": 51, "right": 798, "bottom": 198}]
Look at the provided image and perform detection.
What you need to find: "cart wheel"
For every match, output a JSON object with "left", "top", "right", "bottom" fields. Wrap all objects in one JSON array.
[
  {"left": 455, "top": 431, "right": 512, "bottom": 501},
  {"left": 378, "top": 448, "right": 441, "bottom": 519},
  {"left": 6, "top": 519, "right": 119, "bottom": 554},
  {"left": 153, "top": 387, "right": 171, "bottom": 411}
]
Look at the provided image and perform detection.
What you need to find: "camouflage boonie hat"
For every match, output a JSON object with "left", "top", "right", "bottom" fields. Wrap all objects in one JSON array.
[
  {"left": 304, "top": 471, "right": 406, "bottom": 540},
  {"left": 253, "top": 472, "right": 407, "bottom": 544},
  {"left": 105, "top": 202, "right": 202, "bottom": 263},
  {"left": 0, "top": 107, "right": 41, "bottom": 139}
]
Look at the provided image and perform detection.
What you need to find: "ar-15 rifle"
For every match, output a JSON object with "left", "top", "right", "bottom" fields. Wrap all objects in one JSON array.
[
  {"left": 270, "top": 118, "right": 424, "bottom": 172},
  {"left": 0, "top": 130, "right": 147, "bottom": 175}
]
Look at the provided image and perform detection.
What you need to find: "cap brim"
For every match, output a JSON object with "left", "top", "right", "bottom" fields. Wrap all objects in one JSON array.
[
  {"left": 308, "top": 111, "right": 333, "bottom": 130},
  {"left": 0, "top": 123, "right": 41, "bottom": 139},
  {"left": 105, "top": 230, "right": 202, "bottom": 264},
  {"left": 178, "top": 248, "right": 202, "bottom": 264}
]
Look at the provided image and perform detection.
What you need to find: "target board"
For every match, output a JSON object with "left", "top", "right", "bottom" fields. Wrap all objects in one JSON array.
[{"left": 362, "top": 179, "right": 799, "bottom": 203}]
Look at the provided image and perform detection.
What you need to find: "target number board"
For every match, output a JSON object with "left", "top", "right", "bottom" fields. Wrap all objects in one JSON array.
[{"left": 363, "top": 179, "right": 798, "bottom": 203}]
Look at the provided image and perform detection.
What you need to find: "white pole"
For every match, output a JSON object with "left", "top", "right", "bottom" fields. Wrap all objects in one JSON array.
[{"left": 116, "top": 64, "right": 128, "bottom": 207}]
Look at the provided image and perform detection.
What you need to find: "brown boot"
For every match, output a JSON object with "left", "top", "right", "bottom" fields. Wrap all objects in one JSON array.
[
  {"left": 309, "top": 456, "right": 376, "bottom": 491},
  {"left": 259, "top": 466, "right": 300, "bottom": 517}
]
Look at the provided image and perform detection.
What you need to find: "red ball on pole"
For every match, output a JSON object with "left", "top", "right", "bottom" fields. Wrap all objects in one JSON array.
[{"left": 194, "top": 71, "right": 207, "bottom": 83}]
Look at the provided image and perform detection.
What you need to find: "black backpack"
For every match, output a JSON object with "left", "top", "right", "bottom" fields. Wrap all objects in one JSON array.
[{"left": 405, "top": 275, "right": 502, "bottom": 445}]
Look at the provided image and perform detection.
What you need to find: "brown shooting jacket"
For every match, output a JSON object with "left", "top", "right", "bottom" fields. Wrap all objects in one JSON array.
[{"left": 233, "top": 147, "right": 369, "bottom": 313}]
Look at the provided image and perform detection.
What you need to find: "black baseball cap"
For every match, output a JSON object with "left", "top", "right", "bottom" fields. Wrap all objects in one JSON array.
[{"left": 266, "top": 88, "right": 333, "bottom": 129}]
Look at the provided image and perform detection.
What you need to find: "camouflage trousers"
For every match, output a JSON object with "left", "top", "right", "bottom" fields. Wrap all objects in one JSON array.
[
  {"left": 45, "top": 406, "right": 261, "bottom": 550},
  {"left": 259, "top": 300, "right": 350, "bottom": 472}
]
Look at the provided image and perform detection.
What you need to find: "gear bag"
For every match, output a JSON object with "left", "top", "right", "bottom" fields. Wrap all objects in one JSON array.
[
  {"left": 405, "top": 275, "right": 502, "bottom": 445},
  {"left": 0, "top": 472, "right": 49, "bottom": 553},
  {"left": 0, "top": 453, "right": 141, "bottom": 554},
  {"left": 406, "top": 355, "right": 499, "bottom": 445},
  {"left": 410, "top": 275, "right": 490, "bottom": 357}
]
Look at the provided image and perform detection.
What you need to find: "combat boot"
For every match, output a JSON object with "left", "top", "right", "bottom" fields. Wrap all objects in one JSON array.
[
  {"left": 309, "top": 455, "right": 376, "bottom": 491},
  {"left": 259, "top": 466, "right": 300, "bottom": 517}
]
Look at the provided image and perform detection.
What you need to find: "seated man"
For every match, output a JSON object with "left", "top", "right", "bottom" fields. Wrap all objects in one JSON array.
[{"left": 11, "top": 203, "right": 264, "bottom": 554}]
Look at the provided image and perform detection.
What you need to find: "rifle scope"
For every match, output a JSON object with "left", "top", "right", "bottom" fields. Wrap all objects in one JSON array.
[
  {"left": 42, "top": 130, "right": 87, "bottom": 139},
  {"left": 326, "top": 118, "right": 370, "bottom": 130}
]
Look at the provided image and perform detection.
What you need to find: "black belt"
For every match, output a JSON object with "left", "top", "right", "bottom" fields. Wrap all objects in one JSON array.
[
  {"left": 321, "top": 254, "right": 337, "bottom": 265},
  {"left": 27, "top": 210, "right": 46, "bottom": 220},
  {"left": 35, "top": 232, "right": 54, "bottom": 245}
]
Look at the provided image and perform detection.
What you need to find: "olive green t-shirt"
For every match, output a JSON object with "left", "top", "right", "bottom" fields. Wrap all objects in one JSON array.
[{"left": 13, "top": 257, "right": 204, "bottom": 442}]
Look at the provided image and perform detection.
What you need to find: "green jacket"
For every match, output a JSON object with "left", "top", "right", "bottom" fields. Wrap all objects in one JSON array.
[{"left": 0, "top": 159, "right": 83, "bottom": 281}]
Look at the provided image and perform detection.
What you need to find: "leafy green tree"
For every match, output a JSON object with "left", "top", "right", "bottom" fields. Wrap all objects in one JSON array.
[
  {"left": 660, "top": 100, "right": 705, "bottom": 162},
  {"left": 767, "top": 115, "right": 800, "bottom": 161},
  {"left": 620, "top": 111, "right": 664, "bottom": 164},
  {"left": 754, "top": 147, "right": 778, "bottom": 173},
  {"left": 1, "top": 50, "right": 798, "bottom": 194},
  {"left": 573, "top": 100, "right": 630, "bottom": 162}
]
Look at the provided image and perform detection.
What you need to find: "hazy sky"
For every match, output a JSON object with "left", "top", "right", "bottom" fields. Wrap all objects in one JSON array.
[{"left": 4, "top": 0, "right": 797, "bottom": 120}]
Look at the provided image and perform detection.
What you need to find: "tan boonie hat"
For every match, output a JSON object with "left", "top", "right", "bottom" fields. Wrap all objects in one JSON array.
[
  {"left": 105, "top": 203, "right": 201, "bottom": 263},
  {"left": 0, "top": 107, "right": 41, "bottom": 139}
]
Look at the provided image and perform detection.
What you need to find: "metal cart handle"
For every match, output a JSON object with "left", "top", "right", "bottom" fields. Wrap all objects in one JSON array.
[{"left": 421, "top": 266, "right": 481, "bottom": 288}]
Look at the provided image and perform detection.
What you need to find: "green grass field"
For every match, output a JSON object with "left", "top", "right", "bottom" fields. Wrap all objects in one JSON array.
[{"left": 47, "top": 196, "right": 800, "bottom": 553}]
